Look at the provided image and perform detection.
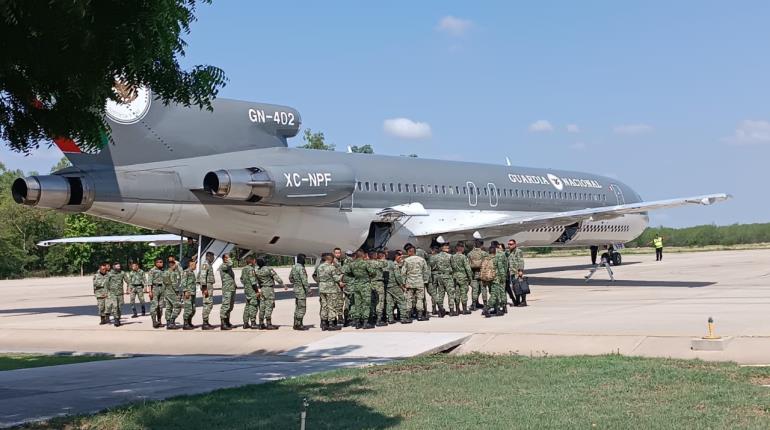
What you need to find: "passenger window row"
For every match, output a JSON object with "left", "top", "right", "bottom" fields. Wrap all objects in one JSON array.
[{"left": 354, "top": 181, "right": 608, "bottom": 202}]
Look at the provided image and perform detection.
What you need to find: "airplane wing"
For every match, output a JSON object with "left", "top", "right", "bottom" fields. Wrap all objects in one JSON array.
[
  {"left": 409, "top": 193, "right": 731, "bottom": 239},
  {"left": 37, "top": 234, "right": 189, "bottom": 247}
]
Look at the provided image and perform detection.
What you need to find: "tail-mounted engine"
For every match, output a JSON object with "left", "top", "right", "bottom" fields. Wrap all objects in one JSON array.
[
  {"left": 203, "top": 164, "right": 355, "bottom": 206},
  {"left": 12, "top": 174, "right": 94, "bottom": 212}
]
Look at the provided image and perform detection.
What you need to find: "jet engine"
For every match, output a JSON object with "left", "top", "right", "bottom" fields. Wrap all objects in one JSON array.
[
  {"left": 12, "top": 174, "right": 94, "bottom": 211},
  {"left": 203, "top": 164, "right": 355, "bottom": 206}
]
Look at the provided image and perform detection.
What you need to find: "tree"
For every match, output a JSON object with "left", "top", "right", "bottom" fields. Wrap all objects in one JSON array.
[
  {"left": 64, "top": 214, "right": 98, "bottom": 276},
  {"left": 350, "top": 144, "right": 374, "bottom": 154},
  {"left": 299, "top": 129, "right": 335, "bottom": 150},
  {"left": 51, "top": 157, "right": 71, "bottom": 173},
  {"left": 0, "top": 0, "right": 226, "bottom": 153}
]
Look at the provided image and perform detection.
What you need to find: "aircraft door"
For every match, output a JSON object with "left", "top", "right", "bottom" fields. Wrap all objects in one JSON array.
[
  {"left": 466, "top": 181, "right": 477, "bottom": 207},
  {"left": 609, "top": 184, "right": 626, "bottom": 205},
  {"left": 487, "top": 183, "right": 499, "bottom": 208},
  {"left": 339, "top": 191, "right": 354, "bottom": 212}
]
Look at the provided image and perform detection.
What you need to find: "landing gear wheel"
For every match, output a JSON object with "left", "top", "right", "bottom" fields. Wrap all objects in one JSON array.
[{"left": 611, "top": 253, "right": 622, "bottom": 266}]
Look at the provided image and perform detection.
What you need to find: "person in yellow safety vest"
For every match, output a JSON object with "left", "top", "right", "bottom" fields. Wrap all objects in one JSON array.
[{"left": 652, "top": 234, "right": 664, "bottom": 261}]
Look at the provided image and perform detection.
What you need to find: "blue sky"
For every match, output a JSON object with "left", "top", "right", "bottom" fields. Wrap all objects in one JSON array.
[{"left": 3, "top": 1, "right": 769, "bottom": 227}]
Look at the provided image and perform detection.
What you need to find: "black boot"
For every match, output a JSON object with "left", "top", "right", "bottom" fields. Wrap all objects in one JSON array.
[
  {"left": 141, "top": 305, "right": 146, "bottom": 316},
  {"left": 364, "top": 319, "right": 375, "bottom": 329},
  {"left": 265, "top": 319, "right": 278, "bottom": 330},
  {"left": 449, "top": 307, "right": 457, "bottom": 317},
  {"left": 438, "top": 305, "right": 446, "bottom": 318},
  {"left": 320, "top": 320, "right": 328, "bottom": 331},
  {"left": 431, "top": 303, "right": 438, "bottom": 315},
  {"left": 475, "top": 301, "right": 484, "bottom": 309},
  {"left": 243, "top": 321, "right": 251, "bottom": 329},
  {"left": 220, "top": 319, "right": 231, "bottom": 330},
  {"left": 329, "top": 319, "right": 341, "bottom": 330},
  {"left": 99, "top": 315, "right": 108, "bottom": 325},
  {"left": 166, "top": 321, "right": 180, "bottom": 330},
  {"left": 483, "top": 307, "right": 491, "bottom": 318},
  {"left": 182, "top": 318, "right": 193, "bottom": 330},
  {"left": 355, "top": 319, "right": 364, "bottom": 329},
  {"left": 417, "top": 311, "right": 428, "bottom": 321},
  {"left": 150, "top": 313, "right": 158, "bottom": 328},
  {"left": 226, "top": 317, "right": 234, "bottom": 328},
  {"left": 131, "top": 307, "right": 138, "bottom": 318},
  {"left": 521, "top": 296, "right": 528, "bottom": 307},
  {"left": 202, "top": 319, "right": 213, "bottom": 330}
]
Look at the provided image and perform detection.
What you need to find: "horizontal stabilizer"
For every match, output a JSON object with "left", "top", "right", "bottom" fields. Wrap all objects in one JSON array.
[{"left": 37, "top": 234, "right": 189, "bottom": 247}]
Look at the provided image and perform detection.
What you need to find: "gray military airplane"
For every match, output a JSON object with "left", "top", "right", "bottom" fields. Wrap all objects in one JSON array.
[{"left": 12, "top": 86, "right": 730, "bottom": 266}]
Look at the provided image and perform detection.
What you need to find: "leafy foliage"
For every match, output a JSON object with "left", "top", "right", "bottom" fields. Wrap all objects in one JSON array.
[
  {"left": 350, "top": 144, "right": 373, "bottom": 154},
  {"left": 298, "top": 128, "right": 335, "bottom": 150},
  {"left": 0, "top": 0, "right": 226, "bottom": 153},
  {"left": 627, "top": 223, "right": 770, "bottom": 248}
]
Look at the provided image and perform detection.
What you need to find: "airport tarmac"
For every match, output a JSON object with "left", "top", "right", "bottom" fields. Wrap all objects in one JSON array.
[{"left": 1, "top": 249, "right": 769, "bottom": 363}]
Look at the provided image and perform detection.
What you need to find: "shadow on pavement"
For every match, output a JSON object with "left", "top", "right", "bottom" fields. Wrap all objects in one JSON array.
[
  {"left": 525, "top": 261, "right": 641, "bottom": 274},
  {"left": 531, "top": 276, "right": 714, "bottom": 288}
]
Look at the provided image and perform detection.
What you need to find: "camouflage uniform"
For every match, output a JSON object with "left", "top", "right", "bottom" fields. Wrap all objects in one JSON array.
[
  {"left": 467, "top": 247, "right": 489, "bottom": 307},
  {"left": 401, "top": 255, "right": 430, "bottom": 316},
  {"left": 148, "top": 266, "right": 165, "bottom": 326},
  {"left": 427, "top": 252, "right": 439, "bottom": 313},
  {"left": 218, "top": 260, "right": 236, "bottom": 324},
  {"left": 334, "top": 256, "right": 349, "bottom": 323},
  {"left": 163, "top": 266, "right": 183, "bottom": 326},
  {"left": 181, "top": 267, "right": 198, "bottom": 326},
  {"left": 317, "top": 261, "right": 343, "bottom": 328},
  {"left": 127, "top": 268, "right": 146, "bottom": 316},
  {"left": 197, "top": 260, "right": 216, "bottom": 326},
  {"left": 92, "top": 270, "right": 109, "bottom": 322},
  {"left": 450, "top": 251, "right": 474, "bottom": 314},
  {"left": 507, "top": 248, "right": 525, "bottom": 276},
  {"left": 384, "top": 259, "right": 409, "bottom": 323},
  {"left": 368, "top": 258, "right": 387, "bottom": 323},
  {"left": 493, "top": 252, "right": 508, "bottom": 311},
  {"left": 343, "top": 258, "right": 375, "bottom": 325},
  {"left": 105, "top": 269, "right": 127, "bottom": 322},
  {"left": 240, "top": 264, "right": 258, "bottom": 327},
  {"left": 255, "top": 265, "right": 283, "bottom": 327},
  {"left": 289, "top": 263, "right": 308, "bottom": 327},
  {"left": 431, "top": 251, "right": 455, "bottom": 315}
]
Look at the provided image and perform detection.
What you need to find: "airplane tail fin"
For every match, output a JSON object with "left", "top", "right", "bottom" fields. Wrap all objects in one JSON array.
[{"left": 59, "top": 90, "right": 302, "bottom": 168}]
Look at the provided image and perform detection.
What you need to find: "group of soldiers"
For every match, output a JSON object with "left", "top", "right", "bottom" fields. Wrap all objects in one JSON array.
[{"left": 91, "top": 238, "right": 531, "bottom": 331}]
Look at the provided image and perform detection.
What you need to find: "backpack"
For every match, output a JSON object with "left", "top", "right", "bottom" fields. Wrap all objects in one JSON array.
[
  {"left": 469, "top": 251, "right": 484, "bottom": 270},
  {"left": 480, "top": 257, "right": 496, "bottom": 282}
]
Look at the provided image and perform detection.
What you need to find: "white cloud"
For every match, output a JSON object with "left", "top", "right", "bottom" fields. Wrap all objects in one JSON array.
[
  {"left": 383, "top": 118, "right": 432, "bottom": 139},
  {"left": 436, "top": 16, "right": 473, "bottom": 36},
  {"left": 528, "top": 120, "right": 553, "bottom": 133},
  {"left": 723, "top": 120, "right": 770, "bottom": 145},
  {"left": 566, "top": 124, "right": 580, "bottom": 133},
  {"left": 569, "top": 142, "right": 586, "bottom": 150},
  {"left": 613, "top": 123, "right": 653, "bottom": 135}
]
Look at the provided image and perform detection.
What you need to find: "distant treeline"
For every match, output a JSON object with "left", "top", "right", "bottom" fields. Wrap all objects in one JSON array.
[{"left": 626, "top": 223, "right": 770, "bottom": 248}]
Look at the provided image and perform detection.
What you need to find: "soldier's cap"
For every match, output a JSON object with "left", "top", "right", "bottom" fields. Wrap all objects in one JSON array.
[{"left": 345, "top": 250, "right": 354, "bottom": 256}]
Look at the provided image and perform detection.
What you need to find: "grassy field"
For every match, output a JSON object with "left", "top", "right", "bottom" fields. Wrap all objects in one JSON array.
[
  {"left": 21, "top": 354, "right": 770, "bottom": 430},
  {"left": 0, "top": 353, "right": 116, "bottom": 371}
]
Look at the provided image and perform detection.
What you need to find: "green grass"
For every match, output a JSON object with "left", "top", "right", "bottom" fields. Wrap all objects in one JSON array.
[
  {"left": 20, "top": 354, "right": 770, "bottom": 430},
  {"left": 0, "top": 353, "right": 116, "bottom": 371}
]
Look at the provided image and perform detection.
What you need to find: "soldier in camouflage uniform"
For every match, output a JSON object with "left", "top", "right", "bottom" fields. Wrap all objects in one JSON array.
[
  {"left": 467, "top": 240, "right": 488, "bottom": 310},
  {"left": 163, "top": 260, "right": 183, "bottom": 329},
  {"left": 148, "top": 258, "right": 165, "bottom": 328},
  {"left": 105, "top": 262, "right": 128, "bottom": 326},
  {"left": 93, "top": 262, "right": 110, "bottom": 325},
  {"left": 181, "top": 260, "right": 198, "bottom": 330},
  {"left": 255, "top": 257, "right": 285, "bottom": 330},
  {"left": 240, "top": 256, "right": 258, "bottom": 329},
  {"left": 343, "top": 249, "right": 376, "bottom": 329},
  {"left": 317, "top": 253, "right": 343, "bottom": 331},
  {"left": 198, "top": 252, "right": 216, "bottom": 330},
  {"left": 368, "top": 251, "right": 388, "bottom": 326},
  {"left": 332, "top": 247, "right": 350, "bottom": 327},
  {"left": 127, "top": 262, "right": 147, "bottom": 318},
  {"left": 431, "top": 244, "right": 455, "bottom": 317},
  {"left": 289, "top": 253, "right": 309, "bottom": 330},
  {"left": 493, "top": 243, "right": 509, "bottom": 315},
  {"left": 507, "top": 239, "right": 525, "bottom": 306},
  {"left": 218, "top": 254, "right": 236, "bottom": 330},
  {"left": 426, "top": 245, "right": 440, "bottom": 315},
  {"left": 401, "top": 245, "right": 430, "bottom": 321},
  {"left": 450, "top": 243, "right": 474, "bottom": 315},
  {"left": 385, "top": 251, "right": 410, "bottom": 324}
]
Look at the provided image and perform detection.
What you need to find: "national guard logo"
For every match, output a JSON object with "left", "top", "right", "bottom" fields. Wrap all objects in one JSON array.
[
  {"left": 547, "top": 173, "right": 564, "bottom": 191},
  {"left": 105, "top": 80, "right": 151, "bottom": 124}
]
